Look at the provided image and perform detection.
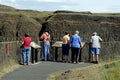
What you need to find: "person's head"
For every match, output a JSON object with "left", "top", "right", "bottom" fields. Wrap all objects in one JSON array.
[
  {"left": 93, "top": 32, "right": 97, "bottom": 36},
  {"left": 44, "top": 32, "right": 49, "bottom": 36},
  {"left": 25, "top": 33, "right": 29, "bottom": 37},
  {"left": 75, "top": 30, "right": 79, "bottom": 35},
  {"left": 65, "top": 31, "right": 69, "bottom": 35}
]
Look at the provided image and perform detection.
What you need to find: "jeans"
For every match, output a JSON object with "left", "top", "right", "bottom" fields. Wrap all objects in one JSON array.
[
  {"left": 22, "top": 47, "right": 31, "bottom": 65},
  {"left": 42, "top": 42, "right": 50, "bottom": 61}
]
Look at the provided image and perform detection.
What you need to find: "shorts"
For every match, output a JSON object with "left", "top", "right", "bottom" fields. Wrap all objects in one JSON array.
[
  {"left": 90, "top": 48, "right": 100, "bottom": 55},
  {"left": 62, "top": 44, "right": 69, "bottom": 56}
]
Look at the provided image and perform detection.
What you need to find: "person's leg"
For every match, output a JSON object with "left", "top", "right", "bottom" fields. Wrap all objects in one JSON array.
[
  {"left": 66, "top": 44, "right": 69, "bottom": 62},
  {"left": 91, "top": 48, "right": 95, "bottom": 63},
  {"left": 78, "top": 48, "right": 82, "bottom": 62},
  {"left": 46, "top": 42, "right": 50, "bottom": 61},
  {"left": 96, "top": 55, "right": 99, "bottom": 61},
  {"left": 22, "top": 48, "right": 26, "bottom": 65},
  {"left": 44, "top": 42, "right": 50, "bottom": 61},
  {"left": 42, "top": 43, "right": 45, "bottom": 60},
  {"left": 43, "top": 42, "right": 49, "bottom": 61},
  {"left": 76, "top": 48, "right": 80, "bottom": 63},
  {"left": 62, "top": 44, "right": 65, "bottom": 62},
  {"left": 95, "top": 48, "right": 100, "bottom": 64},
  {"left": 71, "top": 48, "right": 75, "bottom": 63},
  {"left": 92, "top": 54, "right": 95, "bottom": 62},
  {"left": 63, "top": 44, "right": 69, "bottom": 62},
  {"left": 44, "top": 42, "right": 47, "bottom": 61},
  {"left": 26, "top": 48, "right": 31, "bottom": 65}
]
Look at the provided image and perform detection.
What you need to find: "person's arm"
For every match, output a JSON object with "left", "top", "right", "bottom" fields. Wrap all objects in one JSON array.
[
  {"left": 79, "top": 36, "right": 83, "bottom": 47},
  {"left": 47, "top": 34, "right": 50, "bottom": 41},
  {"left": 90, "top": 36, "right": 93, "bottom": 43},
  {"left": 22, "top": 38, "right": 24, "bottom": 44},
  {"left": 99, "top": 36, "right": 103, "bottom": 42},
  {"left": 40, "top": 34, "right": 45, "bottom": 41}
]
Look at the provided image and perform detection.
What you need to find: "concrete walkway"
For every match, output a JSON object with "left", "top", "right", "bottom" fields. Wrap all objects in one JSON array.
[{"left": 0, "top": 61, "right": 92, "bottom": 80}]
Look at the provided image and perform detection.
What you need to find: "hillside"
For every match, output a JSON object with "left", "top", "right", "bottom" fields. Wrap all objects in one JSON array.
[
  {"left": 0, "top": 4, "right": 120, "bottom": 42},
  {"left": 0, "top": 4, "right": 15, "bottom": 12},
  {"left": 42, "top": 12, "right": 120, "bottom": 42},
  {"left": 0, "top": 4, "right": 53, "bottom": 41}
]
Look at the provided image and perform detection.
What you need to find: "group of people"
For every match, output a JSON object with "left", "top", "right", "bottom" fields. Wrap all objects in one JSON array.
[
  {"left": 21, "top": 30, "right": 102, "bottom": 65},
  {"left": 62, "top": 31, "right": 103, "bottom": 64},
  {"left": 62, "top": 31, "right": 82, "bottom": 64},
  {"left": 21, "top": 32, "right": 50, "bottom": 65}
]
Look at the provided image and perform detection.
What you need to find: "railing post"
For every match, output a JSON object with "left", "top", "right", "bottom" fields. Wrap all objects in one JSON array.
[
  {"left": 55, "top": 47, "right": 58, "bottom": 61},
  {"left": 88, "top": 42, "right": 91, "bottom": 62}
]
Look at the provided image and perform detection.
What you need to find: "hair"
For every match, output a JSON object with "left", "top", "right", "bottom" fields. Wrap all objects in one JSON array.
[
  {"left": 65, "top": 31, "right": 69, "bottom": 35},
  {"left": 75, "top": 30, "right": 79, "bottom": 34},
  {"left": 25, "top": 33, "right": 29, "bottom": 37}
]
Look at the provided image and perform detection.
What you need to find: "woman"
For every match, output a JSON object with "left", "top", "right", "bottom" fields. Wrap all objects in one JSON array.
[
  {"left": 70, "top": 30, "right": 82, "bottom": 64},
  {"left": 22, "top": 33, "right": 32, "bottom": 65}
]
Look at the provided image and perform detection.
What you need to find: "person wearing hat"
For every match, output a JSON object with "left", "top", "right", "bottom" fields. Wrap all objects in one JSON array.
[{"left": 90, "top": 32, "right": 103, "bottom": 64}]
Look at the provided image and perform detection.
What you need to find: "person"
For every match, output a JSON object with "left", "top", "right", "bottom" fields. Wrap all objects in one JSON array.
[
  {"left": 70, "top": 30, "right": 82, "bottom": 64},
  {"left": 22, "top": 33, "right": 32, "bottom": 65},
  {"left": 62, "top": 32, "right": 70, "bottom": 62},
  {"left": 90, "top": 32, "right": 103, "bottom": 64},
  {"left": 40, "top": 31, "right": 50, "bottom": 61}
]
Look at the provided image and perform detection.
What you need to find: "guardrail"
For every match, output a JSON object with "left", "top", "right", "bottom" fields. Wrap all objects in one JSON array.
[{"left": 0, "top": 41, "right": 120, "bottom": 67}]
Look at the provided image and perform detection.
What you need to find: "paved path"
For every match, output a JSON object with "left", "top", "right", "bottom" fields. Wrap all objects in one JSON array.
[{"left": 0, "top": 61, "right": 92, "bottom": 80}]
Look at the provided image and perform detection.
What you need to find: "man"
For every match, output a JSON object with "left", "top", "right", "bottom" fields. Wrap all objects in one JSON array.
[
  {"left": 62, "top": 32, "right": 70, "bottom": 62},
  {"left": 40, "top": 31, "right": 50, "bottom": 61},
  {"left": 90, "top": 32, "right": 103, "bottom": 64},
  {"left": 70, "top": 30, "right": 82, "bottom": 64}
]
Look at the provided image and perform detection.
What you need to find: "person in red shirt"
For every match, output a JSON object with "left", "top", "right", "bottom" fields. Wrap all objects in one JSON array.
[
  {"left": 22, "top": 33, "right": 32, "bottom": 65},
  {"left": 40, "top": 31, "right": 50, "bottom": 61}
]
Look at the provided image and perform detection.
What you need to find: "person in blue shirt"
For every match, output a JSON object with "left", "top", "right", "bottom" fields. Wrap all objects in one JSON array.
[{"left": 70, "top": 30, "right": 82, "bottom": 64}]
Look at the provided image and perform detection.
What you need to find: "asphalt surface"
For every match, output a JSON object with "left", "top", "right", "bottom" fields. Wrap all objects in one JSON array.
[{"left": 0, "top": 61, "right": 92, "bottom": 80}]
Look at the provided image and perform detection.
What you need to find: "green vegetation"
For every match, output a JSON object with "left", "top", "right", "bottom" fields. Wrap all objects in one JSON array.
[
  {"left": 47, "top": 60, "right": 120, "bottom": 80},
  {"left": 100, "top": 61, "right": 120, "bottom": 80}
]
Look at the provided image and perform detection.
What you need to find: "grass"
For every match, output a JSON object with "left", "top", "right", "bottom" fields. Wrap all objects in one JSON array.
[
  {"left": 100, "top": 61, "right": 120, "bottom": 80},
  {"left": 47, "top": 60, "right": 120, "bottom": 80},
  {"left": 0, "top": 10, "right": 53, "bottom": 18}
]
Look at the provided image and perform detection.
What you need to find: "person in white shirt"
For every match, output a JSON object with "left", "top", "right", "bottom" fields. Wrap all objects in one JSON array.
[{"left": 90, "top": 32, "right": 102, "bottom": 64}]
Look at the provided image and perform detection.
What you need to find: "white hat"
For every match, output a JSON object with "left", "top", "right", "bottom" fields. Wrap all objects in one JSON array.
[{"left": 93, "top": 32, "right": 97, "bottom": 35}]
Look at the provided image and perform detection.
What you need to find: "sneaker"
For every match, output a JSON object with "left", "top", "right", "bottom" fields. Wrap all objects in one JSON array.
[
  {"left": 23, "top": 63, "right": 26, "bottom": 65},
  {"left": 95, "top": 61, "right": 98, "bottom": 64},
  {"left": 91, "top": 61, "right": 95, "bottom": 63},
  {"left": 27, "top": 62, "right": 31, "bottom": 65},
  {"left": 73, "top": 61, "right": 77, "bottom": 64}
]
